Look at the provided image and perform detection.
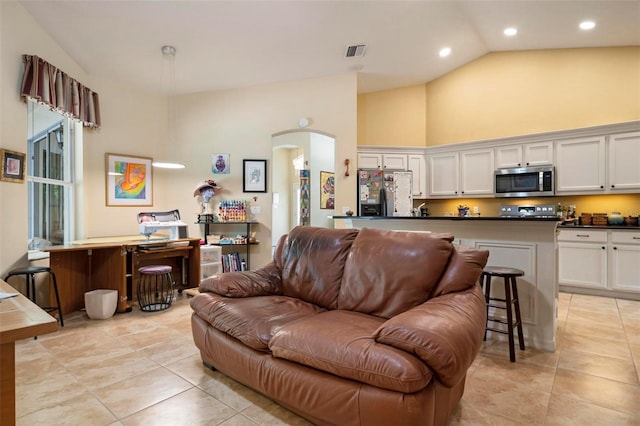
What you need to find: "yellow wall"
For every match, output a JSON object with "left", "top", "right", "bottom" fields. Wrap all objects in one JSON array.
[
  {"left": 357, "top": 84, "right": 426, "bottom": 147},
  {"left": 358, "top": 47, "right": 640, "bottom": 147},
  {"left": 426, "top": 47, "right": 640, "bottom": 146}
]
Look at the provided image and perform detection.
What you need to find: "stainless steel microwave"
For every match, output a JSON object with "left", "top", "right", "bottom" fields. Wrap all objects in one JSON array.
[{"left": 494, "top": 166, "right": 555, "bottom": 198}]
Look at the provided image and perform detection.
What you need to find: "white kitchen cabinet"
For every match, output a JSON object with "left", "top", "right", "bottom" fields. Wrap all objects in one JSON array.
[
  {"left": 495, "top": 141, "right": 553, "bottom": 169},
  {"left": 357, "top": 152, "right": 382, "bottom": 169},
  {"left": 428, "top": 151, "right": 459, "bottom": 196},
  {"left": 609, "top": 231, "right": 640, "bottom": 292},
  {"left": 460, "top": 148, "right": 494, "bottom": 196},
  {"left": 428, "top": 148, "right": 493, "bottom": 197},
  {"left": 408, "top": 154, "right": 427, "bottom": 198},
  {"left": 608, "top": 131, "right": 640, "bottom": 191},
  {"left": 555, "top": 136, "right": 606, "bottom": 193},
  {"left": 557, "top": 229, "right": 608, "bottom": 290},
  {"left": 356, "top": 152, "right": 407, "bottom": 170}
]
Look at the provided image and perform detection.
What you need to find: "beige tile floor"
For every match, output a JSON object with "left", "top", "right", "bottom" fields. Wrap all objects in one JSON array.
[{"left": 14, "top": 291, "right": 640, "bottom": 425}]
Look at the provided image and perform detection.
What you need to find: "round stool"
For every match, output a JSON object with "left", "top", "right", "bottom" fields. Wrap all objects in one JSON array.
[
  {"left": 481, "top": 266, "right": 525, "bottom": 362},
  {"left": 4, "top": 266, "right": 64, "bottom": 326},
  {"left": 137, "top": 265, "right": 174, "bottom": 312}
]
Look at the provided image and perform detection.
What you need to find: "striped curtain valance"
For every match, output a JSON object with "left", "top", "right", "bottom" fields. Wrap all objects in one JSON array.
[{"left": 20, "top": 54, "right": 101, "bottom": 128}]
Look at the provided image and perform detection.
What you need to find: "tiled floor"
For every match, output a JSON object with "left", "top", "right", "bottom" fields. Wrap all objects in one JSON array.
[{"left": 14, "top": 291, "right": 640, "bottom": 425}]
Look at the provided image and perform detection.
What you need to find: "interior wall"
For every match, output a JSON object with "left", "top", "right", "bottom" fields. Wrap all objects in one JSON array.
[
  {"left": 425, "top": 47, "right": 640, "bottom": 146},
  {"left": 162, "top": 73, "right": 357, "bottom": 268},
  {"left": 358, "top": 47, "right": 640, "bottom": 148},
  {"left": 357, "top": 84, "right": 426, "bottom": 147},
  {"left": 0, "top": 2, "right": 166, "bottom": 275}
]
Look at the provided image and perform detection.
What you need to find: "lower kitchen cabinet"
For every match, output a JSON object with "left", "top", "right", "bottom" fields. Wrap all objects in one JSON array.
[{"left": 557, "top": 228, "right": 640, "bottom": 298}]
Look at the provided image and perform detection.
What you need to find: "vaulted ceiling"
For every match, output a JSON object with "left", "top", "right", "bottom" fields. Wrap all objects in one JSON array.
[{"left": 20, "top": 1, "right": 640, "bottom": 95}]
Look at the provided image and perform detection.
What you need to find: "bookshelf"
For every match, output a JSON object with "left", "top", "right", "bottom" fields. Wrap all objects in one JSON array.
[{"left": 196, "top": 215, "right": 258, "bottom": 270}]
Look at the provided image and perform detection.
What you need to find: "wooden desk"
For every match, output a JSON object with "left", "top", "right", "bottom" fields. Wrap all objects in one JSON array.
[
  {"left": 0, "top": 279, "right": 57, "bottom": 425},
  {"left": 45, "top": 237, "right": 201, "bottom": 314}
]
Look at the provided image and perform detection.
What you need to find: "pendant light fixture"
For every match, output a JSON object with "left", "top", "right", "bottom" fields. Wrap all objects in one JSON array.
[{"left": 153, "top": 45, "right": 185, "bottom": 169}]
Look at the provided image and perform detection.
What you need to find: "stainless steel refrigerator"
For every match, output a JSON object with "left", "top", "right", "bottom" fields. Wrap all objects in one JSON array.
[{"left": 357, "top": 169, "right": 413, "bottom": 216}]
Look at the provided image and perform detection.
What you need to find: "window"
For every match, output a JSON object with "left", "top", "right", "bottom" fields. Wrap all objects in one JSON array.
[{"left": 27, "top": 100, "right": 80, "bottom": 248}]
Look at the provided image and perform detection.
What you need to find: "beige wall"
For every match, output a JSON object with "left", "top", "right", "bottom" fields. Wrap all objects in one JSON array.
[
  {"left": 358, "top": 47, "right": 640, "bottom": 148},
  {"left": 162, "top": 74, "right": 357, "bottom": 267},
  {"left": 2, "top": 2, "right": 358, "bottom": 273}
]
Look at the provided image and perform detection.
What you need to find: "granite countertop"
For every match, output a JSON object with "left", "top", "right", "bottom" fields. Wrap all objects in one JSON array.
[{"left": 557, "top": 223, "right": 640, "bottom": 230}]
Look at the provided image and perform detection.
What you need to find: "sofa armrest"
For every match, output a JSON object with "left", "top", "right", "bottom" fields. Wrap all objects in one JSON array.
[
  {"left": 374, "top": 284, "right": 486, "bottom": 387},
  {"left": 199, "top": 261, "right": 283, "bottom": 297}
]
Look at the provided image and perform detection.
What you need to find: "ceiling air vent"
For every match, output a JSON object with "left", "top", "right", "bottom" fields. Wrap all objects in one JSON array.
[{"left": 345, "top": 44, "right": 366, "bottom": 58}]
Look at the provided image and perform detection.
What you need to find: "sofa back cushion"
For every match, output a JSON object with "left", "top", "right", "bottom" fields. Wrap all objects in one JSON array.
[
  {"left": 430, "top": 244, "right": 490, "bottom": 297},
  {"left": 276, "top": 226, "right": 359, "bottom": 309},
  {"left": 338, "top": 229, "right": 454, "bottom": 318}
]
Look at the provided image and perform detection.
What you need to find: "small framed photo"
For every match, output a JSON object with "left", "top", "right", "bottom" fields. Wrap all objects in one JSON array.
[
  {"left": 105, "top": 153, "right": 153, "bottom": 206},
  {"left": 243, "top": 159, "right": 267, "bottom": 193},
  {"left": 212, "top": 153, "right": 230, "bottom": 174},
  {"left": 0, "top": 149, "right": 26, "bottom": 183}
]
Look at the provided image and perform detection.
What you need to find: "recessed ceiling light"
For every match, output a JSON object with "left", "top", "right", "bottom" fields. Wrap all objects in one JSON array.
[
  {"left": 504, "top": 27, "right": 518, "bottom": 36},
  {"left": 439, "top": 47, "right": 451, "bottom": 57},
  {"left": 579, "top": 21, "right": 596, "bottom": 30}
]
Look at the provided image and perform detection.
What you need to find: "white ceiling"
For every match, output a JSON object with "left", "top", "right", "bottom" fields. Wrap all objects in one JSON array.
[{"left": 19, "top": 0, "right": 640, "bottom": 95}]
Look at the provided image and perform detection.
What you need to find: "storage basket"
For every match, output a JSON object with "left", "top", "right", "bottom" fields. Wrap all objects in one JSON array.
[
  {"left": 592, "top": 214, "right": 608, "bottom": 226},
  {"left": 579, "top": 214, "right": 592, "bottom": 225},
  {"left": 624, "top": 216, "right": 639, "bottom": 226}
]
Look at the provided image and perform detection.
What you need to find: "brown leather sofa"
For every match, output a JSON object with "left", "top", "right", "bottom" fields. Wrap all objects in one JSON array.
[{"left": 190, "top": 226, "right": 489, "bottom": 426}]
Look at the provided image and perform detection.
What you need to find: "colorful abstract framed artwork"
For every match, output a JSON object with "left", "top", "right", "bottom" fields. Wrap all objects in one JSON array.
[
  {"left": 0, "top": 149, "right": 26, "bottom": 183},
  {"left": 319, "top": 171, "right": 335, "bottom": 209},
  {"left": 105, "top": 153, "right": 153, "bottom": 206}
]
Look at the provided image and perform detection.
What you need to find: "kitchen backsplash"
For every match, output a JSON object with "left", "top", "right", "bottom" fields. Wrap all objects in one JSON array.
[{"left": 416, "top": 193, "right": 640, "bottom": 217}]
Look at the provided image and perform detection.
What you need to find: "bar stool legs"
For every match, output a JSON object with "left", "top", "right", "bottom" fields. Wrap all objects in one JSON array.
[
  {"left": 481, "top": 266, "right": 525, "bottom": 362},
  {"left": 4, "top": 266, "right": 64, "bottom": 327}
]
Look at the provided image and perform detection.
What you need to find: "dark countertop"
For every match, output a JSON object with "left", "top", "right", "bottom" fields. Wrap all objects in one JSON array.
[
  {"left": 558, "top": 223, "right": 640, "bottom": 230},
  {"left": 332, "top": 215, "right": 561, "bottom": 222}
]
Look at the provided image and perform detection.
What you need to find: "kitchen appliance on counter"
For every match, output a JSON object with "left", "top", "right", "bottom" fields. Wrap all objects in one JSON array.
[
  {"left": 495, "top": 166, "right": 554, "bottom": 198},
  {"left": 499, "top": 204, "right": 558, "bottom": 218},
  {"left": 357, "top": 169, "right": 413, "bottom": 216}
]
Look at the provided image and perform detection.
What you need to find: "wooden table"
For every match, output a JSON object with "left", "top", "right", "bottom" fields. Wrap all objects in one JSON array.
[
  {"left": 45, "top": 237, "right": 201, "bottom": 314},
  {"left": 0, "top": 279, "right": 57, "bottom": 425}
]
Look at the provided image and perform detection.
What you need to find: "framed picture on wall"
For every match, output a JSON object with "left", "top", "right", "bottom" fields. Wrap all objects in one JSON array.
[
  {"left": 243, "top": 159, "right": 267, "bottom": 193},
  {"left": 105, "top": 153, "right": 153, "bottom": 206},
  {"left": 0, "top": 149, "right": 26, "bottom": 183},
  {"left": 320, "top": 171, "right": 335, "bottom": 209}
]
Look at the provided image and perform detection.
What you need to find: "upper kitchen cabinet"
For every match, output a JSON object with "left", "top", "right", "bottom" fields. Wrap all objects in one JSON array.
[
  {"left": 460, "top": 148, "right": 495, "bottom": 196},
  {"left": 428, "top": 151, "right": 459, "bottom": 197},
  {"left": 356, "top": 152, "right": 407, "bottom": 170},
  {"left": 495, "top": 141, "right": 554, "bottom": 169},
  {"left": 408, "top": 154, "right": 427, "bottom": 198},
  {"left": 428, "top": 148, "right": 494, "bottom": 197},
  {"left": 555, "top": 136, "right": 606, "bottom": 193},
  {"left": 608, "top": 131, "right": 640, "bottom": 191}
]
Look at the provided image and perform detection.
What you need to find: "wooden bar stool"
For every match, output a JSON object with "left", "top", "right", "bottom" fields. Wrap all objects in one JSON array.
[
  {"left": 481, "top": 266, "right": 525, "bottom": 362},
  {"left": 137, "top": 265, "right": 174, "bottom": 312},
  {"left": 4, "top": 266, "right": 64, "bottom": 326}
]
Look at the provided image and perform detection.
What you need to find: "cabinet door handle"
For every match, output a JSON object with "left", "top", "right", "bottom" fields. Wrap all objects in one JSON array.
[
  {"left": 576, "top": 234, "right": 590, "bottom": 238},
  {"left": 633, "top": 237, "right": 640, "bottom": 240},
  {"left": 611, "top": 184, "right": 615, "bottom": 188},
  {"left": 602, "top": 246, "right": 606, "bottom": 250},
  {"left": 613, "top": 246, "right": 618, "bottom": 250},
  {"left": 600, "top": 185, "right": 604, "bottom": 189}
]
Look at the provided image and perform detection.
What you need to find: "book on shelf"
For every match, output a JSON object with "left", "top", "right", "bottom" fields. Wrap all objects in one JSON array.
[{"left": 221, "top": 252, "right": 247, "bottom": 273}]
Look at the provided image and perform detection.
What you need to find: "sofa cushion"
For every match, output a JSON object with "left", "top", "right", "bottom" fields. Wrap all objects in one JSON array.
[
  {"left": 338, "top": 228, "right": 454, "bottom": 318},
  {"left": 430, "top": 245, "right": 489, "bottom": 297},
  {"left": 269, "top": 310, "right": 433, "bottom": 393},
  {"left": 277, "top": 227, "right": 358, "bottom": 309},
  {"left": 190, "top": 293, "right": 324, "bottom": 352}
]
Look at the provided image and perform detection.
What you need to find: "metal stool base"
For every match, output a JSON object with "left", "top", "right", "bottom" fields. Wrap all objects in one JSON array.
[{"left": 137, "top": 265, "right": 174, "bottom": 312}]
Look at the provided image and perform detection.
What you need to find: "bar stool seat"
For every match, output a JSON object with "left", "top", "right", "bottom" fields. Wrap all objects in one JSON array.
[
  {"left": 4, "top": 266, "right": 64, "bottom": 326},
  {"left": 137, "top": 265, "right": 174, "bottom": 312},
  {"left": 481, "top": 266, "right": 525, "bottom": 362}
]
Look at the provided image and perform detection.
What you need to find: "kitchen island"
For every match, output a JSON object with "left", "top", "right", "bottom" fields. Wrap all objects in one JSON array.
[{"left": 333, "top": 215, "right": 560, "bottom": 352}]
